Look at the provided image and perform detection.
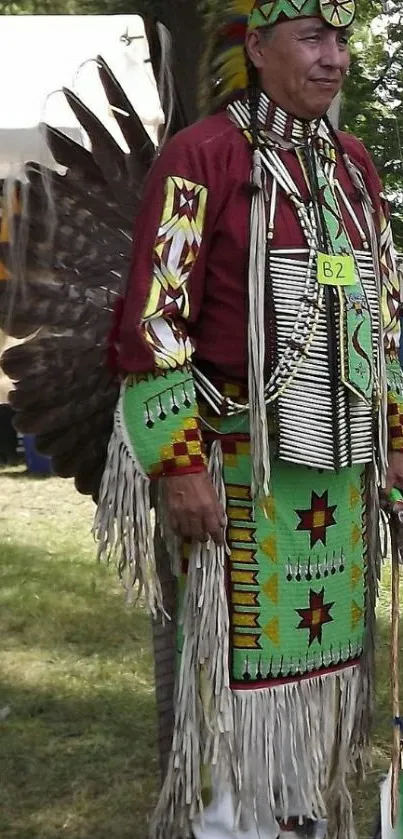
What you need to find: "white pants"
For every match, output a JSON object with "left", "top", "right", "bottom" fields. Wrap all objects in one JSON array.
[
  {"left": 192, "top": 784, "right": 313, "bottom": 839},
  {"left": 192, "top": 790, "right": 281, "bottom": 838},
  {"left": 192, "top": 793, "right": 328, "bottom": 839},
  {"left": 191, "top": 756, "right": 328, "bottom": 839}
]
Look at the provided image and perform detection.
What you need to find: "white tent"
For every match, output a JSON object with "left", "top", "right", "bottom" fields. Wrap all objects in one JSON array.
[
  {"left": 0, "top": 14, "right": 164, "bottom": 178},
  {"left": 0, "top": 14, "right": 165, "bottom": 402}
]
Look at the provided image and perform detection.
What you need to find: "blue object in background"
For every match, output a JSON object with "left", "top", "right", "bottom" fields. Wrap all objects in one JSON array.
[{"left": 23, "top": 435, "right": 53, "bottom": 475}]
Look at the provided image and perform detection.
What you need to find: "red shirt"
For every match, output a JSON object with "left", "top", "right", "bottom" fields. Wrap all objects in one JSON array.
[{"left": 118, "top": 111, "right": 383, "bottom": 381}]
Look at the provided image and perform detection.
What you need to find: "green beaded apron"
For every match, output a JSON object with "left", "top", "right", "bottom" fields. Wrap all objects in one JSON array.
[{"left": 180, "top": 412, "right": 367, "bottom": 690}]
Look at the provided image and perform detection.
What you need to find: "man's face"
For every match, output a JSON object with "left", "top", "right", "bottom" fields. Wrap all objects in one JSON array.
[{"left": 245, "top": 18, "right": 351, "bottom": 120}]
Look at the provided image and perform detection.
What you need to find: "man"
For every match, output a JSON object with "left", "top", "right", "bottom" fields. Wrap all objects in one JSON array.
[{"left": 95, "top": 1, "right": 403, "bottom": 837}]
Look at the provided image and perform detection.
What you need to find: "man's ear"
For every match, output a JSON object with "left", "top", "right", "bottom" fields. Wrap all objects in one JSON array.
[{"left": 245, "top": 30, "right": 265, "bottom": 70}]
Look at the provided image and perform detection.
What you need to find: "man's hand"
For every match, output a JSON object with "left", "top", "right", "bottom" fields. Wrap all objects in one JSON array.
[
  {"left": 385, "top": 451, "right": 403, "bottom": 497},
  {"left": 162, "top": 471, "right": 227, "bottom": 545}
]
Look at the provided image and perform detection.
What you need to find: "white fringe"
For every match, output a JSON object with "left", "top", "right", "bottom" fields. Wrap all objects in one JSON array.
[
  {"left": 150, "top": 442, "right": 363, "bottom": 839},
  {"left": 152, "top": 658, "right": 362, "bottom": 839},
  {"left": 233, "top": 667, "right": 361, "bottom": 836},
  {"left": 92, "top": 391, "right": 165, "bottom": 618},
  {"left": 248, "top": 148, "right": 271, "bottom": 500},
  {"left": 150, "top": 440, "right": 234, "bottom": 839}
]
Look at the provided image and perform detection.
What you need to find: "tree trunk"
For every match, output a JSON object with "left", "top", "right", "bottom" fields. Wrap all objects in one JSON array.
[{"left": 160, "top": 0, "right": 203, "bottom": 124}]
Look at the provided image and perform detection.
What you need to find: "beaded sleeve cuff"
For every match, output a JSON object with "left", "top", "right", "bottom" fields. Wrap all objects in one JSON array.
[{"left": 122, "top": 368, "right": 206, "bottom": 477}]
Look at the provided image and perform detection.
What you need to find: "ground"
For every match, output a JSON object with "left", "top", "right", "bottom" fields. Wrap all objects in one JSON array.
[{"left": 0, "top": 466, "right": 401, "bottom": 839}]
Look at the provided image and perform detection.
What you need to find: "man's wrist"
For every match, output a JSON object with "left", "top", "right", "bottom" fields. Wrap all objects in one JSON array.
[{"left": 153, "top": 464, "right": 207, "bottom": 480}]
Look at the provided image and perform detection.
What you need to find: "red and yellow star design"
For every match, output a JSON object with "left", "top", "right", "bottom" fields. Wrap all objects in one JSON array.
[
  {"left": 296, "top": 490, "right": 337, "bottom": 548},
  {"left": 296, "top": 588, "right": 335, "bottom": 646}
]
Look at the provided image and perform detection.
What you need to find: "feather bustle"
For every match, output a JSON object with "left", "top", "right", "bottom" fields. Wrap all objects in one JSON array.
[
  {"left": 0, "top": 46, "right": 167, "bottom": 494},
  {"left": 0, "top": 28, "right": 192, "bottom": 496}
]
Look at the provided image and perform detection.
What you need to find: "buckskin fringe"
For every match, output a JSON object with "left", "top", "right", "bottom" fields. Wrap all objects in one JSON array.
[
  {"left": 150, "top": 443, "right": 365, "bottom": 838},
  {"left": 150, "top": 440, "right": 234, "bottom": 839},
  {"left": 233, "top": 667, "right": 361, "bottom": 835},
  {"left": 151, "top": 658, "right": 363, "bottom": 838},
  {"left": 324, "top": 472, "right": 381, "bottom": 839},
  {"left": 248, "top": 148, "right": 271, "bottom": 500},
  {"left": 93, "top": 392, "right": 165, "bottom": 618},
  {"left": 325, "top": 670, "right": 363, "bottom": 839}
]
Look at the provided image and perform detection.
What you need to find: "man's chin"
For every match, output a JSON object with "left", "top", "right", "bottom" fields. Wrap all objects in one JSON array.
[{"left": 302, "top": 97, "right": 336, "bottom": 120}]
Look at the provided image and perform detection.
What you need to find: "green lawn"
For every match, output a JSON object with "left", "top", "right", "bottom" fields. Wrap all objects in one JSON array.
[
  {"left": 0, "top": 466, "right": 400, "bottom": 838},
  {"left": 0, "top": 467, "right": 157, "bottom": 839}
]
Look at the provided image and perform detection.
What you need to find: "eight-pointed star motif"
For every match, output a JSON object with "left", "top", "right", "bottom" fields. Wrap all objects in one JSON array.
[
  {"left": 296, "top": 588, "right": 335, "bottom": 646},
  {"left": 295, "top": 490, "right": 337, "bottom": 548}
]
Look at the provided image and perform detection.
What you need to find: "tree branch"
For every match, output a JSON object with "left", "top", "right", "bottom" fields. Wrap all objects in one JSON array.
[
  {"left": 371, "top": 12, "right": 403, "bottom": 92},
  {"left": 371, "top": 47, "right": 403, "bottom": 92}
]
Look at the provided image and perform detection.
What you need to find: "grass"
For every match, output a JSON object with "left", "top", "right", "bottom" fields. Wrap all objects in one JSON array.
[
  {"left": 0, "top": 467, "right": 158, "bottom": 839},
  {"left": 0, "top": 466, "right": 401, "bottom": 838}
]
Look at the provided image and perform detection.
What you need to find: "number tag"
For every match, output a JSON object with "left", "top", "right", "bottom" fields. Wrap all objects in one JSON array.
[{"left": 317, "top": 253, "right": 356, "bottom": 286}]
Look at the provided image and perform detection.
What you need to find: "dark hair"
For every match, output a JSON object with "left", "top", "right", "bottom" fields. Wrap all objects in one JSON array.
[
  {"left": 245, "top": 24, "right": 275, "bottom": 146},
  {"left": 246, "top": 54, "right": 260, "bottom": 153}
]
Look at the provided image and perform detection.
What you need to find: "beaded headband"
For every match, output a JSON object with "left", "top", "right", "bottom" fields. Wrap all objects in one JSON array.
[{"left": 249, "top": 0, "right": 356, "bottom": 30}]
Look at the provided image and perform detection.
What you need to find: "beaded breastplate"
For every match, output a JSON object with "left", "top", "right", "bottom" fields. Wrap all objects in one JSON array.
[{"left": 194, "top": 94, "right": 383, "bottom": 472}]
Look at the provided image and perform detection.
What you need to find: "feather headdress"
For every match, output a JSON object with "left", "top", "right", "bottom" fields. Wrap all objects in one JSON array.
[{"left": 199, "top": 0, "right": 356, "bottom": 113}]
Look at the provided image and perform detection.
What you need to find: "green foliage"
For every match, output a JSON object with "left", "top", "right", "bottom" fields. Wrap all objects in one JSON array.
[
  {"left": 0, "top": 0, "right": 161, "bottom": 12},
  {"left": 0, "top": 0, "right": 75, "bottom": 10},
  {"left": 342, "top": 0, "right": 403, "bottom": 247}
]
